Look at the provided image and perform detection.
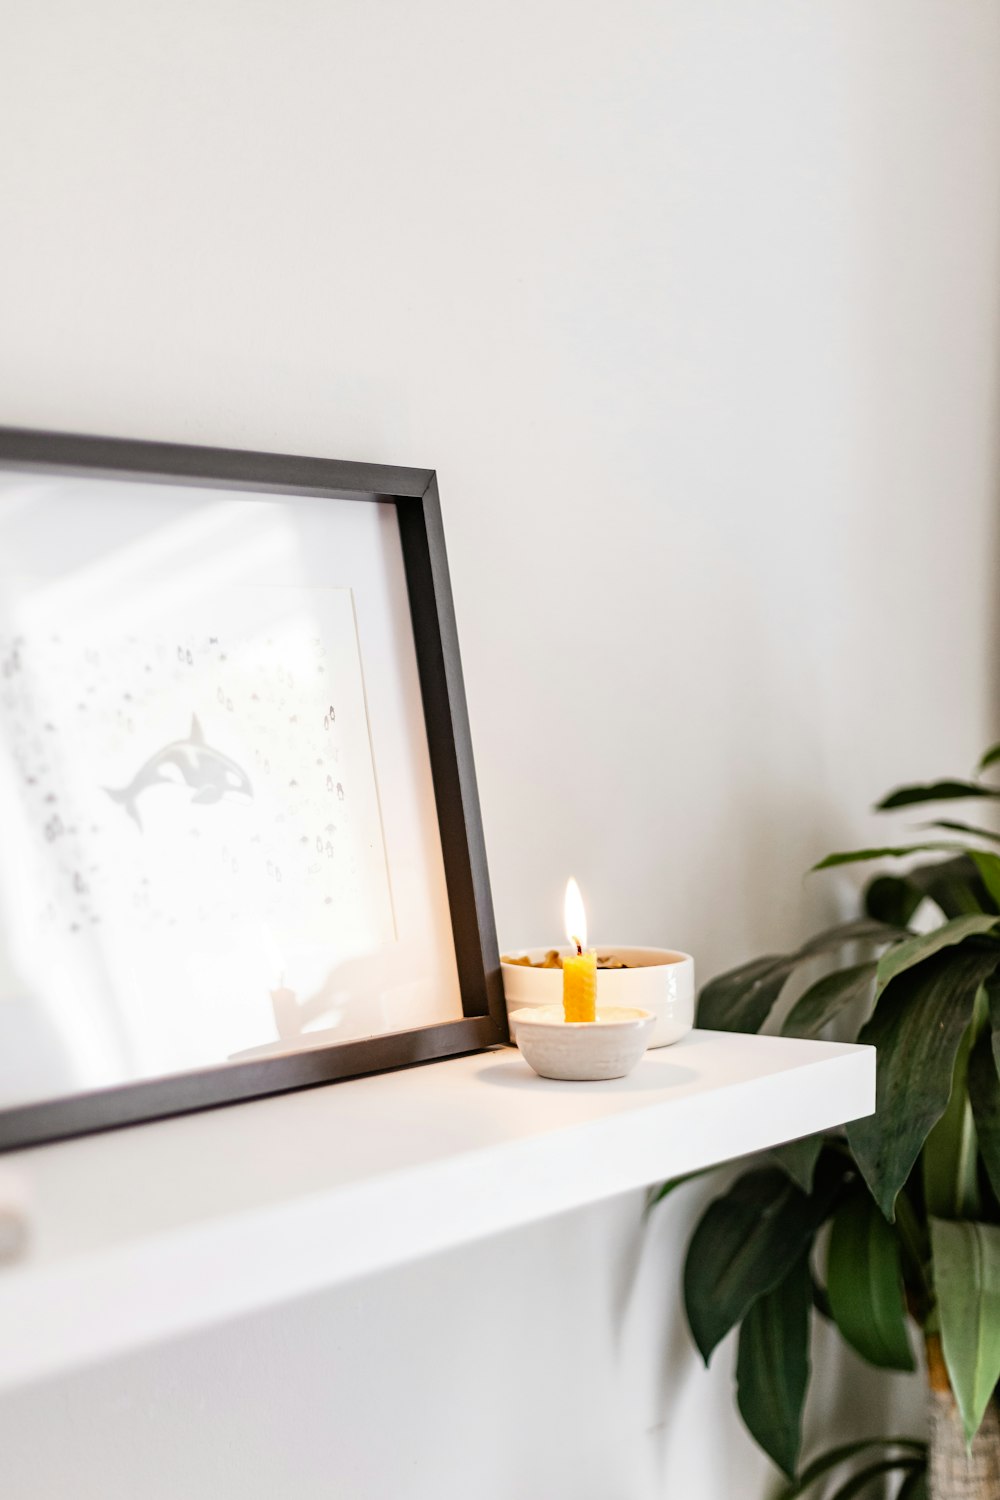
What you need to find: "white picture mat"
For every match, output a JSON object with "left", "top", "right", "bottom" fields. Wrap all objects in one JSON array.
[{"left": 0, "top": 474, "right": 463, "bottom": 1109}]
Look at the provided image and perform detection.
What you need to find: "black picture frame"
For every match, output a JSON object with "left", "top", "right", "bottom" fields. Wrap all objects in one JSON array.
[{"left": 0, "top": 426, "right": 507, "bottom": 1151}]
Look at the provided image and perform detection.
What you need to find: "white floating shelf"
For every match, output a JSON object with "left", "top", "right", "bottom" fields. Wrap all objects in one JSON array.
[{"left": 0, "top": 1030, "right": 873, "bottom": 1391}]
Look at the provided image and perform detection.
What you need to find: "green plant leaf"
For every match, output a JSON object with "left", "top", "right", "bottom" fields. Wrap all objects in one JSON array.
[
  {"left": 864, "top": 874, "right": 925, "bottom": 928},
  {"left": 697, "top": 921, "right": 901, "bottom": 1034},
  {"left": 781, "top": 962, "right": 877, "bottom": 1040},
  {"left": 771, "top": 1136, "right": 823, "bottom": 1193},
  {"left": 875, "top": 915, "right": 999, "bottom": 994},
  {"left": 682, "top": 1166, "right": 840, "bottom": 1364},
  {"left": 896, "top": 1468, "right": 928, "bottom": 1500},
  {"left": 917, "top": 856, "right": 999, "bottom": 917},
  {"left": 979, "top": 744, "right": 1000, "bottom": 772},
  {"left": 847, "top": 941, "right": 1000, "bottom": 1218},
  {"left": 922, "top": 1009, "right": 980, "bottom": 1222},
  {"left": 797, "top": 919, "right": 906, "bottom": 954},
  {"left": 877, "top": 780, "right": 1000, "bottom": 810},
  {"left": 736, "top": 1252, "right": 811, "bottom": 1478},
  {"left": 827, "top": 1459, "right": 923, "bottom": 1499},
  {"left": 697, "top": 953, "right": 798, "bottom": 1033},
  {"left": 813, "top": 843, "right": 966, "bottom": 871},
  {"left": 893, "top": 1187, "right": 932, "bottom": 1306},
  {"left": 774, "top": 1440, "right": 926, "bottom": 1500},
  {"left": 923, "top": 819, "right": 1000, "bottom": 846},
  {"left": 987, "top": 971, "right": 1000, "bottom": 1072},
  {"left": 645, "top": 1168, "right": 710, "bottom": 1213},
  {"left": 826, "top": 1190, "right": 914, "bottom": 1370},
  {"left": 866, "top": 857, "right": 995, "bottom": 925},
  {"left": 930, "top": 1218, "right": 1000, "bottom": 1444},
  {"left": 971, "top": 851, "right": 1000, "bottom": 911},
  {"left": 811, "top": 1274, "right": 832, "bottom": 1320},
  {"left": 968, "top": 1026, "right": 1000, "bottom": 1205}
]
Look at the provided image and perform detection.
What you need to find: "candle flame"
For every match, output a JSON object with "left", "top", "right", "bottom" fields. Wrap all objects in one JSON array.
[{"left": 563, "top": 877, "right": 588, "bottom": 952}]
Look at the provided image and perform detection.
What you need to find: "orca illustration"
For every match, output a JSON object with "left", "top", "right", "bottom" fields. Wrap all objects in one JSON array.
[{"left": 105, "top": 715, "right": 253, "bottom": 830}]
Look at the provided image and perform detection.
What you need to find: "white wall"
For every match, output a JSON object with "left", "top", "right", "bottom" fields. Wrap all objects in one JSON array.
[{"left": 1, "top": 2, "right": 999, "bottom": 1496}]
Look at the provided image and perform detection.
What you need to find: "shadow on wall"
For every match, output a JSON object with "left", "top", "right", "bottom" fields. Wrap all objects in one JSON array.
[{"left": 622, "top": 1174, "right": 775, "bottom": 1497}]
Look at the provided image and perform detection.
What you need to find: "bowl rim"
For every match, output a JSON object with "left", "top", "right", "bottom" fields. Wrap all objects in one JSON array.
[
  {"left": 509, "top": 1004, "right": 653, "bottom": 1029},
  {"left": 501, "top": 945, "right": 692, "bottom": 969}
]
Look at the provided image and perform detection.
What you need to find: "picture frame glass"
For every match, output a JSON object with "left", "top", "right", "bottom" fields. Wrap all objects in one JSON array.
[{"left": 0, "top": 470, "right": 464, "bottom": 1114}]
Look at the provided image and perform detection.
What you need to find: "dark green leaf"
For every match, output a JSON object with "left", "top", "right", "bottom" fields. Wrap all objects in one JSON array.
[
  {"left": 865, "top": 874, "right": 924, "bottom": 928},
  {"left": 893, "top": 1188, "right": 933, "bottom": 1315},
  {"left": 877, "top": 780, "right": 1000, "bottom": 810},
  {"left": 782, "top": 962, "right": 877, "bottom": 1040},
  {"left": 979, "top": 744, "right": 1000, "bottom": 772},
  {"left": 683, "top": 1167, "right": 837, "bottom": 1364},
  {"left": 922, "top": 1010, "right": 980, "bottom": 1221},
  {"left": 771, "top": 1135, "right": 823, "bottom": 1193},
  {"left": 697, "top": 921, "right": 901, "bottom": 1034},
  {"left": 847, "top": 941, "right": 1000, "bottom": 1218},
  {"left": 875, "top": 915, "right": 999, "bottom": 994},
  {"left": 868, "top": 855, "right": 998, "bottom": 920},
  {"left": 828, "top": 1458, "right": 922, "bottom": 1499},
  {"left": 813, "top": 843, "right": 965, "bottom": 871},
  {"left": 864, "top": 858, "right": 996, "bottom": 927},
  {"left": 918, "top": 855, "right": 998, "bottom": 917},
  {"left": 697, "top": 954, "right": 796, "bottom": 1033},
  {"left": 968, "top": 1026, "right": 1000, "bottom": 1203},
  {"left": 826, "top": 1190, "right": 914, "bottom": 1370},
  {"left": 896, "top": 1468, "right": 928, "bottom": 1500},
  {"left": 798, "top": 919, "right": 905, "bottom": 954},
  {"left": 774, "top": 1440, "right": 926, "bottom": 1500},
  {"left": 645, "top": 1168, "right": 710, "bottom": 1213},
  {"left": 930, "top": 1218, "right": 1000, "bottom": 1444},
  {"left": 736, "top": 1252, "right": 810, "bottom": 1478},
  {"left": 987, "top": 971, "right": 1000, "bottom": 1073},
  {"left": 812, "top": 1275, "right": 832, "bottom": 1320},
  {"left": 971, "top": 851, "right": 1000, "bottom": 911},
  {"left": 923, "top": 819, "right": 1000, "bottom": 847},
  {"left": 900, "top": 855, "right": 993, "bottom": 910}
]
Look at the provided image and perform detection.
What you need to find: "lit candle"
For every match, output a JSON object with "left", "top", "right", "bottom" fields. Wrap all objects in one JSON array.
[{"left": 562, "top": 877, "right": 597, "bottom": 1023}]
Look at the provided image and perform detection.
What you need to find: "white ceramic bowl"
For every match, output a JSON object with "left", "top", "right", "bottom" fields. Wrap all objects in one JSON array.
[
  {"left": 509, "top": 1004, "right": 654, "bottom": 1081},
  {"left": 502, "top": 947, "right": 694, "bottom": 1048}
]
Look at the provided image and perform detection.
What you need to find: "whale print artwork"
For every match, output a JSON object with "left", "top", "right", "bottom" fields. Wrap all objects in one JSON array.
[
  {"left": 105, "top": 715, "right": 254, "bottom": 827},
  {"left": 0, "top": 583, "right": 398, "bottom": 1093}
]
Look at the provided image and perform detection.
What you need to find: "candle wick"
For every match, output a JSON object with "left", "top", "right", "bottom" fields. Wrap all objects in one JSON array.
[{"left": 573, "top": 938, "right": 582, "bottom": 956}]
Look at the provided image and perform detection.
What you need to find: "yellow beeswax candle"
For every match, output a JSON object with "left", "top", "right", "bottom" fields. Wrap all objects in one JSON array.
[
  {"left": 563, "top": 945, "right": 597, "bottom": 1023},
  {"left": 562, "top": 876, "right": 597, "bottom": 1023}
]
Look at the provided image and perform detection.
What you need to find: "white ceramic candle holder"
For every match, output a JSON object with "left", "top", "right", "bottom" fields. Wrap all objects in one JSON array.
[
  {"left": 501, "top": 946, "right": 695, "bottom": 1049},
  {"left": 509, "top": 1004, "right": 654, "bottom": 1081}
]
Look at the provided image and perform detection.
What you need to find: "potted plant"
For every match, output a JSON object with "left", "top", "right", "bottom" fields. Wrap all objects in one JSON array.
[{"left": 653, "top": 748, "right": 1000, "bottom": 1499}]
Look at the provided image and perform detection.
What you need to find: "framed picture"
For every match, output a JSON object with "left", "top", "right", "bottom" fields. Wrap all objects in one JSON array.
[{"left": 0, "top": 427, "right": 506, "bottom": 1150}]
